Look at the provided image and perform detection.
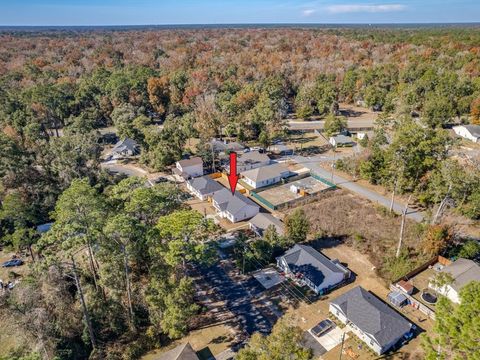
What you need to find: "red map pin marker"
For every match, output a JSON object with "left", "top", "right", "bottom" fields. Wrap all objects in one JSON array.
[{"left": 228, "top": 152, "right": 239, "bottom": 195}]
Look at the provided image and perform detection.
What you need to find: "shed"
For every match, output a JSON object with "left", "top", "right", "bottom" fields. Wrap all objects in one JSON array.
[
  {"left": 396, "top": 280, "right": 414, "bottom": 295},
  {"left": 388, "top": 291, "right": 408, "bottom": 307}
]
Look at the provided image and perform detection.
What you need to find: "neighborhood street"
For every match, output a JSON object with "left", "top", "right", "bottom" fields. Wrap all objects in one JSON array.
[{"left": 294, "top": 156, "right": 426, "bottom": 222}]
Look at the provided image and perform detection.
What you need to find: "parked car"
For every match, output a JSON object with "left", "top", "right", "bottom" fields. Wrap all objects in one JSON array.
[
  {"left": 1, "top": 259, "right": 24, "bottom": 268},
  {"left": 311, "top": 319, "right": 335, "bottom": 337}
]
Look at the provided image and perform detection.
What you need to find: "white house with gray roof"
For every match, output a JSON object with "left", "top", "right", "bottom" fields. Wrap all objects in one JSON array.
[
  {"left": 249, "top": 213, "right": 284, "bottom": 237},
  {"left": 241, "top": 163, "right": 291, "bottom": 189},
  {"left": 212, "top": 188, "right": 259, "bottom": 223},
  {"left": 453, "top": 125, "right": 480, "bottom": 143},
  {"left": 111, "top": 138, "right": 140, "bottom": 158},
  {"left": 276, "top": 244, "right": 350, "bottom": 294},
  {"left": 429, "top": 258, "right": 480, "bottom": 304},
  {"left": 186, "top": 176, "right": 224, "bottom": 201},
  {"left": 226, "top": 151, "right": 271, "bottom": 173},
  {"left": 330, "top": 286, "right": 413, "bottom": 355},
  {"left": 174, "top": 157, "right": 203, "bottom": 179},
  {"left": 156, "top": 342, "right": 199, "bottom": 360}
]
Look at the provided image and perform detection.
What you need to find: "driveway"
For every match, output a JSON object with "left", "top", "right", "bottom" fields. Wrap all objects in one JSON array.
[
  {"left": 310, "top": 326, "right": 348, "bottom": 352},
  {"left": 288, "top": 118, "right": 374, "bottom": 131},
  {"left": 294, "top": 156, "right": 425, "bottom": 222},
  {"left": 198, "top": 259, "right": 273, "bottom": 338}
]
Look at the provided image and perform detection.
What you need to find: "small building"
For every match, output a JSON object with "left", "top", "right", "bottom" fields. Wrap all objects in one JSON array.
[
  {"left": 155, "top": 343, "right": 199, "bottom": 360},
  {"left": 453, "top": 125, "right": 480, "bottom": 143},
  {"left": 268, "top": 144, "right": 294, "bottom": 156},
  {"left": 396, "top": 280, "right": 414, "bottom": 295},
  {"left": 212, "top": 188, "right": 260, "bottom": 223},
  {"left": 111, "top": 138, "right": 140, "bottom": 158},
  {"left": 241, "top": 163, "right": 291, "bottom": 189},
  {"left": 388, "top": 291, "right": 409, "bottom": 307},
  {"left": 428, "top": 258, "right": 480, "bottom": 304},
  {"left": 277, "top": 244, "right": 350, "bottom": 294},
  {"left": 174, "top": 157, "right": 204, "bottom": 179},
  {"left": 330, "top": 286, "right": 413, "bottom": 355},
  {"left": 329, "top": 134, "right": 355, "bottom": 147},
  {"left": 226, "top": 151, "right": 271, "bottom": 173},
  {"left": 186, "top": 176, "right": 224, "bottom": 201},
  {"left": 249, "top": 213, "right": 284, "bottom": 237}
]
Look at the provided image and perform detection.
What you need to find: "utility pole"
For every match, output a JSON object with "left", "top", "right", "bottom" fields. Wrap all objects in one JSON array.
[
  {"left": 71, "top": 255, "right": 97, "bottom": 350},
  {"left": 331, "top": 145, "right": 337, "bottom": 185},
  {"left": 338, "top": 332, "right": 346, "bottom": 360},
  {"left": 396, "top": 195, "right": 411, "bottom": 258}
]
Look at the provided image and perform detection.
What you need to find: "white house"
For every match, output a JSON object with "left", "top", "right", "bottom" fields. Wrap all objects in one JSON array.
[
  {"left": 329, "top": 134, "right": 355, "bottom": 147},
  {"left": 276, "top": 244, "right": 350, "bottom": 294},
  {"left": 330, "top": 286, "right": 413, "bottom": 355},
  {"left": 212, "top": 188, "right": 259, "bottom": 223},
  {"left": 174, "top": 157, "right": 204, "bottom": 179},
  {"left": 241, "top": 163, "right": 291, "bottom": 189},
  {"left": 428, "top": 258, "right": 480, "bottom": 304},
  {"left": 186, "top": 176, "right": 224, "bottom": 201},
  {"left": 453, "top": 125, "right": 480, "bottom": 143}
]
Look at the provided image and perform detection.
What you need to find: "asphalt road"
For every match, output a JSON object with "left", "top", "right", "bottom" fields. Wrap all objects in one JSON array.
[
  {"left": 288, "top": 118, "right": 375, "bottom": 131},
  {"left": 295, "top": 155, "right": 425, "bottom": 222},
  {"left": 199, "top": 260, "right": 272, "bottom": 337}
]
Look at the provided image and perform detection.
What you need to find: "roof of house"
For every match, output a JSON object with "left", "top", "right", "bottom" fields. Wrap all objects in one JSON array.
[
  {"left": 330, "top": 135, "right": 354, "bottom": 144},
  {"left": 211, "top": 139, "right": 245, "bottom": 152},
  {"left": 454, "top": 125, "right": 480, "bottom": 138},
  {"left": 112, "top": 138, "right": 140, "bottom": 154},
  {"left": 238, "top": 151, "right": 270, "bottom": 165},
  {"left": 278, "top": 244, "right": 346, "bottom": 287},
  {"left": 177, "top": 157, "right": 203, "bottom": 168},
  {"left": 187, "top": 176, "right": 224, "bottom": 195},
  {"left": 249, "top": 213, "right": 284, "bottom": 235},
  {"left": 331, "top": 286, "right": 412, "bottom": 348},
  {"left": 241, "top": 163, "right": 290, "bottom": 183},
  {"left": 155, "top": 343, "right": 199, "bottom": 360},
  {"left": 36, "top": 222, "right": 53, "bottom": 233},
  {"left": 440, "top": 258, "right": 480, "bottom": 291},
  {"left": 397, "top": 280, "right": 414, "bottom": 293},
  {"left": 212, "top": 188, "right": 259, "bottom": 215}
]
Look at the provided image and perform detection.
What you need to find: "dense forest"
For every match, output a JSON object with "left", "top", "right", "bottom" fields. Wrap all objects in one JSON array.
[{"left": 0, "top": 27, "right": 480, "bottom": 359}]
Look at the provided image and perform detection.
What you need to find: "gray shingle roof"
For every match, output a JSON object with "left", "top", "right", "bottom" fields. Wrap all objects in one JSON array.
[
  {"left": 210, "top": 139, "right": 245, "bottom": 153},
  {"left": 249, "top": 213, "right": 284, "bottom": 235},
  {"left": 239, "top": 151, "right": 270, "bottom": 165},
  {"left": 440, "top": 258, "right": 480, "bottom": 291},
  {"left": 156, "top": 343, "right": 199, "bottom": 360},
  {"left": 331, "top": 286, "right": 412, "bottom": 347},
  {"left": 187, "top": 176, "right": 224, "bottom": 195},
  {"left": 463, "top": 125, "right": 480, "bottom": 138},
  {"left": 177, "top": 157, "right": 203, "bottom": 167},
  {"left": 278, "top": 244, "right": 346, "bottom": 287},
  {"left": 112, "top": 138, "right": 140, "bottom": 154},
  {"left": 331, "top": 135, "right": 354, "bottom": 144},
  {"left": 241, "top": 163, "right": 290, "bottom": 183},
  {"left": 213, "top": 188, "right": 259, "bottom": 216}
]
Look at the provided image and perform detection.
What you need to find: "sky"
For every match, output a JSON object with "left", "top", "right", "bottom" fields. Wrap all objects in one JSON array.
[{"left": 0, "top": 0, "right": 479, "bottom": 26}]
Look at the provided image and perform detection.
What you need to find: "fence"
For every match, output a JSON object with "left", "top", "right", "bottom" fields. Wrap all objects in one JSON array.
[
  {"left": 250, "top": 191, "right": 276, "bottom": 210},
  {"left": 391, "top": 256, "right": 438, "bottom": 285},
  {"left": 389, "top": 284, "right": 436, "bottom": 320},
  {"left": 310, "top": 172, "right": 337, "bottom": 189}
]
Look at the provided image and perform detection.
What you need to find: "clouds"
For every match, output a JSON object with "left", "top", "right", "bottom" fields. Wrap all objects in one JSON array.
[
  {"left": 302, "top": 9, "right": 317, "bottom": 17},
  {"left": 326, "top": 4, "right": 407, "bottom": 14}
]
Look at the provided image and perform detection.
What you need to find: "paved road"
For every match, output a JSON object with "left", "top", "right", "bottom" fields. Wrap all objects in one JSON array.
[
  {"left": 288, "top": 118, "right": 374, "bottom": 131},
  {"left": 295, "top": 156, "right": 425, "bottom": 222},
  {"left": 199, "top": 260, "right": 272, "bottom": 338}
]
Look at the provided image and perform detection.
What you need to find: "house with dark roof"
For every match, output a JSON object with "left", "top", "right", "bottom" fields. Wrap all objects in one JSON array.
[
  {"left": 212, "top": 188, "right": 260, "bottom": 223},
  {"left": 429, "top": 258, "right": 480, "bottom": 304},
  {"left": 276, "top": 244, "right": 350, "bottom": 294},
  {"left": 241, "top": 163, "right": 291, "bottom": 189},
  {"left": 111, "top": 138, "right": 140, "bottom": 158},
  {"left": 174, "top": 157, "right": 204, "bottom": 179},
  {"left": 225, "top": 151, "right": 271, "bottom": 173},
  {"left": 155, "top": 343, "right": 199, "bottom": 360},
  {"left": 249, "top": 213, "right": 284, "bottom": 237},
  {"left": 453, "top": 125, "right": 480, "bottom": 143},
  {"left": 330, "top": 286, "right": 413, "bottom": 355},
  {"left": 186, "top": 176, "right": 224, "bottom": 201},
  {"left": 210, "top": 139, "right": 245, "bottom": 154}
]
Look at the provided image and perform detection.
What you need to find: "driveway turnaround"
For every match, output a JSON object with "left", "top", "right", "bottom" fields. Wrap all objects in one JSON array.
[
  {"left": 295, "top": 156, "right": 425, "bottom": 222},
  {"left": 199, "top": 260, "right": 273, "bottom": 337}
]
